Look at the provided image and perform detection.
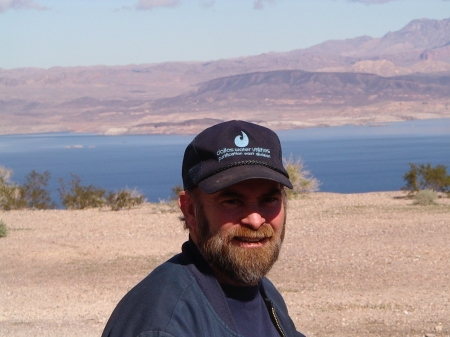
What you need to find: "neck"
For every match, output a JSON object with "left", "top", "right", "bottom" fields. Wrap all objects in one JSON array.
[{"left": 210, "top": 265, "right": 260, "bottom": 287}]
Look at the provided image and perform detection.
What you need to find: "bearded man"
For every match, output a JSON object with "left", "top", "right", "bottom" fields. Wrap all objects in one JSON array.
[{"left": 102, "top": 120, "right": 305, "bottom": 337}]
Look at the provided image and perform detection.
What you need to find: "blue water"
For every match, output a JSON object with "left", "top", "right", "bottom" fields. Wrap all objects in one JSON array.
[{"left": 1, "top": 119, "right": 449, "bottom": 206}]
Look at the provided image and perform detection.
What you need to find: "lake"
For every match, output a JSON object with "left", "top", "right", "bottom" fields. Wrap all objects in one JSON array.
[{"left": 1, "top": 118, "right": 449, "bottom": 206}]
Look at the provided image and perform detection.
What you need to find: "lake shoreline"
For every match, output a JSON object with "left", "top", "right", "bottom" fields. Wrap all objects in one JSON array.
[
  {"left": 1, "top": 118, "right": 450, "bottom": 203},
  {"left": 1, "top": 115, "right": 450, "bottom": 137}
]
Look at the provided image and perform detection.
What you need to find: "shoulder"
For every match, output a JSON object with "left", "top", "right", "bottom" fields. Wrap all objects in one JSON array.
[
  {"left": 123, "top": 254, "right": 195, "bottom": 306},
  {"left": 102, "top": 254, "right": 198, "bottom": 337}
]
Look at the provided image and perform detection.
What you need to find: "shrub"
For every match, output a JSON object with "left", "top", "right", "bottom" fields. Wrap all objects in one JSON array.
[
  {"left": 105, "top": 188, "right": 145, "bottom": 211},
  {"left": 0, "top": 166, "right": 26, "bottom": 210},
  {"left": 402, "top": 163, "right": 450, "bottom": 196},
  {"left": 1, "top": 167, "right": 56, "bottom": 210},
  {"left": 283, "top": 155, "right": 320, "bottom": 198},
  {"left": 0, "top": 220, "right": 8, "bottom": 237},
  {"left": 2, "top": 167, "right": 146, "bottom": 211},
  {"left": 22, "top": 170, "right": 56, "bottom": 209},
  {"left": 170, "top": 184, "right": 183, "bottom": 201},
  {"left": 0, "top": 183, "right": 26, "bottom": 210},
  {"left": 413, "top": 189, "right": 438, "bottom": 206},
  {"left": 58, "top": 174, "right": 106, "bottom": 209},
  {"left": 0, "top": 166, "right": 13, "bottom": 183}
]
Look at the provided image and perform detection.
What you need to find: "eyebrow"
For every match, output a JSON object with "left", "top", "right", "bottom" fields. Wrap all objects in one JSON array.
[
  {"left": 263, "top": 188, "right": 283, "bottom": 198},
  {"left": 214, "top": 190, "right": 243, "bottom": 200}
]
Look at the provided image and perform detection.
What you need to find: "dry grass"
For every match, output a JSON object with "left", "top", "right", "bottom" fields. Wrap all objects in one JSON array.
[{"left": 1, "top": 192, "right": 449, "bottom": 337}]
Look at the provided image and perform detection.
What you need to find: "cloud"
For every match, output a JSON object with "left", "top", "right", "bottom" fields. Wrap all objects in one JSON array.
[
  {"left": 253, "top": 0, "right": 276, "bottom": 10},
  {"left": 134, "top": 0, "right": 450, "bottom": 11},
  {"left": 199, "top": 0, "right": 215, "bottom": 8},
  {"left": 0, "top": 0, "right": 47, "bottom": 13},
  {"left": 134, "top": 0, "right": 280, "bottom": 10},
  {"left": 135, "top": 0, "right": 182, "bottom": 10}
]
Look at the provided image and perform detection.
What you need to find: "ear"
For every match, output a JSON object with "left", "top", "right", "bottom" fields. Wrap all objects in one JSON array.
[{"left": 178, "top": 191, "right": 199, "bottom": 236}]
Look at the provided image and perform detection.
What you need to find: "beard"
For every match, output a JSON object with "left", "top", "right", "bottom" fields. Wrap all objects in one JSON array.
[{"left": 196, "top": 206, "right": 285, "bottom": 285}]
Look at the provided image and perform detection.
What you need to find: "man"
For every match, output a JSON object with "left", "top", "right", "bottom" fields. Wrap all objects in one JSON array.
[{"left": 102, "top": 120, "right": 305, "bottom": 337}]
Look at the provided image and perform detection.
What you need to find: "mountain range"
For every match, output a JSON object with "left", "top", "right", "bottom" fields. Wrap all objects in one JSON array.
[{"left": 1, "top": 18, "right": 450, "bottom": 135}]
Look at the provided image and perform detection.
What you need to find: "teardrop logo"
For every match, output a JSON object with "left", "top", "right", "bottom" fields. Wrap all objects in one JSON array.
[{"left": 234, "top": 131, "right": 249, "bottom": 147}]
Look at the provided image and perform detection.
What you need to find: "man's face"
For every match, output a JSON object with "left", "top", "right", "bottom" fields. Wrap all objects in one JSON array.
[{"left": 191, "top": 179, "right": 286, "bottom": 285}]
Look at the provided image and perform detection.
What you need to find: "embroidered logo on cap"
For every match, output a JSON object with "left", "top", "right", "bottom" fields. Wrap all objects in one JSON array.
[
  {"left": 234, "top": 131, "right": 249, "bottom": 147},
  {"left": 215, "top": 130, "right": 271, "bottom": 162}
]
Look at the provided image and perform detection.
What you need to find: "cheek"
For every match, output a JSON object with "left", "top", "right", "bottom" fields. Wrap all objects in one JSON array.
[
  {"left": 204, "top": 207, "right": 239, "bottom": 232},
  {"left": 210, "top": 222, "right": 236, "bottom": 238},
  {"left": 271, "top": 209, "right": 286, "bottom": 234},
  {"left": 197, "top": 213, "right": 227, "bottom": 240}
]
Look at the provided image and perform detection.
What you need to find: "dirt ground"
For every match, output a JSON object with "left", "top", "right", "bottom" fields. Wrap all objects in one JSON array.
[{"left": 1, "top": 192, "right": 449, "bottom": 337}]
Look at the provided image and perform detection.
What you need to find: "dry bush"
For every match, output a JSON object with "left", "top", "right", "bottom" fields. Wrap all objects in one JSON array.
[
  {"left": 283, "top": 155, "right": 320, "bottom": 198},
  {"left": 0, "top": 219, "right": 8, "bottom": 237},
  {"left": 413, "top": 189, "right": 438, "bottom": 206},
  {"left": 106, "top": 188, "right": 146, "bottom": 211}
]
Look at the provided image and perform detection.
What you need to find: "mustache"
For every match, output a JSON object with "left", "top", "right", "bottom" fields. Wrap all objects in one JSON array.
[{"left": 226, "top": 223, "right": 274, "bottom": 239}]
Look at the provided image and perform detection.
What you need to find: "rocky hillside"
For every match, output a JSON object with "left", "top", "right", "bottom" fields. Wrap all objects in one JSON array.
[
  {"left": 154, "top": 70, "right": 450, "bottom": 112},
  {"left": 1, "top": 18, "right": 450, "bottom": 135}
]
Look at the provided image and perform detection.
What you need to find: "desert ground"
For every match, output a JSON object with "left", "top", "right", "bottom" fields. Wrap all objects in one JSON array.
[{"left": 1, "top": 191, "right": 449, "bottom": 337}]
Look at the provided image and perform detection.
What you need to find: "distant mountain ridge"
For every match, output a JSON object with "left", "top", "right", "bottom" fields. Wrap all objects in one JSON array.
[
  {"left": 1, "top": 18, "right": 450, "bottom": 135},
  {"left": 306, "top": 18, "right": 450, "bottom": 58},
  {"left": 149, "top": 70, "right": 450, "bottom": 116}
]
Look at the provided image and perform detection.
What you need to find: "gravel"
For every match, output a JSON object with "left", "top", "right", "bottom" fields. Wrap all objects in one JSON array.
[{"left": 1, "top": 192, "right": 449, "bottom": 337}]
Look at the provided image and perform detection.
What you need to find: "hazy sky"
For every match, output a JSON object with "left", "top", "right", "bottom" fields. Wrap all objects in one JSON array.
[{"left": 1, "top": 0, "right": 449, "bottom": 69}]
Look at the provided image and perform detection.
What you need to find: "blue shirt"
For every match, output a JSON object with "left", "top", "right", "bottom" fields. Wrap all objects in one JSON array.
[{"left": 221, "top": 283, "right": 281, "bottom": 337}]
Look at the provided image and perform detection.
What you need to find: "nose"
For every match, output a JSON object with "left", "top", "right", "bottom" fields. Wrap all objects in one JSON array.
[{"left": 241, "top": 210, "right": 266, "bottom": 230}]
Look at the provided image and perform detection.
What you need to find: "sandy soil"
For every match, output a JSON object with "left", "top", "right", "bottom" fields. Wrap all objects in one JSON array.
[{"left": 1, "top": 192, "right": 449, "bottom": 337}]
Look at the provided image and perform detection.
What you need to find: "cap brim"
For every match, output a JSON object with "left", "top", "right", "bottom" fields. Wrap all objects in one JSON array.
[{"left": 197, "top": 165, "right": 293, "bottom": 194}]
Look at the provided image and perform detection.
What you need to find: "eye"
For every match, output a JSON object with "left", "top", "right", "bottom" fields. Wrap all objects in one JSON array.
[
  {"left": 222, "top": 198, "right": 242, "bottom": 206},
  {"left": 218, "top": 197, "right": 246, "bottom": 209},
  {"left": 262, "top": 196, "right": 281, "bottom": 207}
]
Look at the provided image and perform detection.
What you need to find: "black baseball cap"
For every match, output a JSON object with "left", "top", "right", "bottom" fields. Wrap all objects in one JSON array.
[{"left": 182, "top": 120, "right": 293, "bottom": 194}]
